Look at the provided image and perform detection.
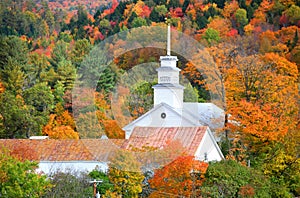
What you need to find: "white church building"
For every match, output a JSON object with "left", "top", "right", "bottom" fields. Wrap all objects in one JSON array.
[{"left": 122, "top": 25, "right": 224, "bottom": 162}]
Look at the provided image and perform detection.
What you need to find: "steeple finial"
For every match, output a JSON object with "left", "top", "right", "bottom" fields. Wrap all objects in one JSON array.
[
  {"left": 165, "top": 18, "right": 171, "bottom": 56},
  {"left": 167, "top": 24, "right": 171, "bottom": 56}
]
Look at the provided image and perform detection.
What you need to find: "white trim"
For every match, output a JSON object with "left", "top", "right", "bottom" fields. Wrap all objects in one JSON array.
[
  {"left": 206, "top": 127, "right": 224, "bottom": 159},
  {"left": 123, "top": 102, "right": 197, "bottom": 131}
]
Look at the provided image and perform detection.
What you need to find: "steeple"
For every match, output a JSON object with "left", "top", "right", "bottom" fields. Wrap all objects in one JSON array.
[{"left": 152, "top": 24, "right": 184, "bottom": 110}]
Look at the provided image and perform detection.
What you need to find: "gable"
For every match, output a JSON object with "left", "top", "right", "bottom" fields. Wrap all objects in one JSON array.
[
  {"left": 122, "top": 103, "right": 198, "bottom": 139},
  {"left": 194, "top": 128, "right": 224, "bottom": 161}
]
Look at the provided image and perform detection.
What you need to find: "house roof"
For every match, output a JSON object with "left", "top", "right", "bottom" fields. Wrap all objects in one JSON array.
[
  {"left": 0, "top": 139, "right": 122, "bottom": 162},
  {"left": 122, "top": 126, "right": 208, "bottom": 156},
  {"left": 0, "top": 127, "right": 220, "bottom": 163}
]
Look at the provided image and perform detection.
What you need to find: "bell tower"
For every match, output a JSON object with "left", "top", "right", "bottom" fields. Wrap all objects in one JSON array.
[{"left": 152, "top": 24, "right": 184, "bottom": 110}]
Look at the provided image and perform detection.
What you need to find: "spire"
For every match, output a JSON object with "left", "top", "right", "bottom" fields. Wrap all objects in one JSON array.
[{"left": 167, "top": 24, "right": 171, "bottom": 56}]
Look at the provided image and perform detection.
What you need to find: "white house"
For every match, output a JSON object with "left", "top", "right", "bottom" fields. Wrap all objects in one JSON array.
[{"left": 0, "top": 139, "right": 121, "bottom": 174}]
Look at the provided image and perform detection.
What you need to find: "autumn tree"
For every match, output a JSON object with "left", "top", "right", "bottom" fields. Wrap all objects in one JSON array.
[
  {"left": 212, "top": 39, "right": 299, "bottom": 194},
  {"left": 149, "top": 156, "right": 208, "bottom": 197},
  {"left": 43, "top": 104, "right": 79, "bottom": 139},
  {"left": 108, "top": 150, "right": 144, "bottom": 198}
]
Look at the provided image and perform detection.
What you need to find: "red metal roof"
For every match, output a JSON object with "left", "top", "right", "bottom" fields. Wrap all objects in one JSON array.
[
  {"left": 0, "top": 127, "right": 207, "bottom": 162},
  {"left": 0, "top": 139, "right": 121, "bottom": 162},
  {"left": 122, "top": 126, "right": 208, "bottom": 156}
]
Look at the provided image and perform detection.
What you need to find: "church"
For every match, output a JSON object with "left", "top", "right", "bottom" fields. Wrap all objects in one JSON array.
[
  {"left": 122, "top": 25, "right": 224, "bottom": 162},
  {"left": 0, "top": 25, "right": 224, "bottom": 174}
]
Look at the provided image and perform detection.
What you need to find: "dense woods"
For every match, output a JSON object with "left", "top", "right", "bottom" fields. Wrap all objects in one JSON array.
[{"left": 0, "top": 0, "right": 299, "bottom": 197}]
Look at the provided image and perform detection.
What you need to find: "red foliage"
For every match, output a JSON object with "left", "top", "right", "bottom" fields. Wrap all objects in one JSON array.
[
  {"left": 280, "top": 14, "right": 289, "bottom": 27},
  {"left": 226, "top": 28, "right": 238, "bottom": 37},
  {"left": 140, "top": 5, "right": 152, "bottom": 18},
  {"left": 170, "top": 7, "right": 184, "bottom": 18}
]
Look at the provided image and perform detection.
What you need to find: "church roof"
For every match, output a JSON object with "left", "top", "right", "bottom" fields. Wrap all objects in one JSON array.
[
  {"left": 122, "top": 126, "right": 207, "bottom": 156},
  {"left": 182, "top": 103, "right": 225, "bottom": 130}
]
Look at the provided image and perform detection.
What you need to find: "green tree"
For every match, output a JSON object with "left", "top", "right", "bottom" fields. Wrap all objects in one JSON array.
[
  {"left": 22, "top": 83, "right": 55, "bottom": 136},
  {"left": 49, "top": 40, "right": 69, "bottom": 69},
  {"left": 126, "top": 80, "right": 155, "bottom": 119},
  {"left": 202, "top": 160, "right": 273, "bottom": 197},
  {"left": 131, "top": 17, "right": 148, "bottom": 28},
  {"left": 23, "top": 82, "right": 54, "bottom": 116},
  {"left": 96, "top": 65, "right": 117, "bottom": 94},
  {"left": 70, "top": 38, "right": 91, "bottom": 68},
  {"left": 0, "top": 36, "right": 28, "bottom": 70},
  {"left": 0, "top": 149, "right": 51, "bottom": 197},
  {"left": 284, "top": 5, "right": 300, "bottom": 24},
  {"left": 25, "top": 52, "right": 49, "bottom": 87},
  {"left": 53, "top": 81, "right": 65, "bottom": 105},
  {"left": 0, "top": 58, "right": 25, "bottom": 95},
  {"left": 235, "top": 8, "right": 248, "bottom": 34},
  {"left": 196, "top": 13, "right": 208, "bottom": 29},
  {"left": 0, "top": 92, "right": 31, "bottom": 138},
  {"left": 57, "top": 59, "right": 76, "bottom": 90},
  {"left": 150, "top": 5, "right": 167, "bottom": 22},
  {"left": 43, "top": 171, "right": 91, "bottom": 197},
  {"left": 202, "top": 28, "right": 221, "bottom": 46},
  {"left": 99, "top": 19, "right": 111, "bottom": 35},
  {"left": 89, "top": 169, "right": 114, "bottom": 195}
]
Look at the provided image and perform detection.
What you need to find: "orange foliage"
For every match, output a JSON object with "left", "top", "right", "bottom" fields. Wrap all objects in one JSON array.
[
  {"left": 210, "top": 41, "right": 298, "bottom": 161},
  {"left": 0, "top": 81, "right": 5, "bottom": 94},
  {"left": 181, "top": 61, "right": 205, "bottom": 85},
  {"left": 43, "top": 112, "right": 79, "bottom": 139},
  {"left": 170, "top": 7, "right": 184, "bottom": 18},
  {"left": 149, "top": 156, "right": 208, "bottom": 197},
  {"left": 45, "top": 125, "right": 79, "bottom": 139},
  {"left": 102, "top": 120, "right": 125, "bottom": 139},
  {"left": 276, "top": 26, "right": 299, "bottom": 44},
  {"left": 222, "top": 0, "right": 239, "bottom": 19},
  {"left": 238, "top": 185, "right": 255, "bottom": 197},
  {"left": 250, "top": 0, "right": 274, "bottom": 26},
  {"left": 207, "top": 17, "right": 232, "bottom": 38},
  {"left": 225, "top": 52, "right": 298, "bottom": 155}
]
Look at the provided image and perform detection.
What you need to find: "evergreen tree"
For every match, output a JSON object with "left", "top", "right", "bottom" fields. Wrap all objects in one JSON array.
[{"left": 0, "top": 58, "right": 25, "bottom": 95}]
